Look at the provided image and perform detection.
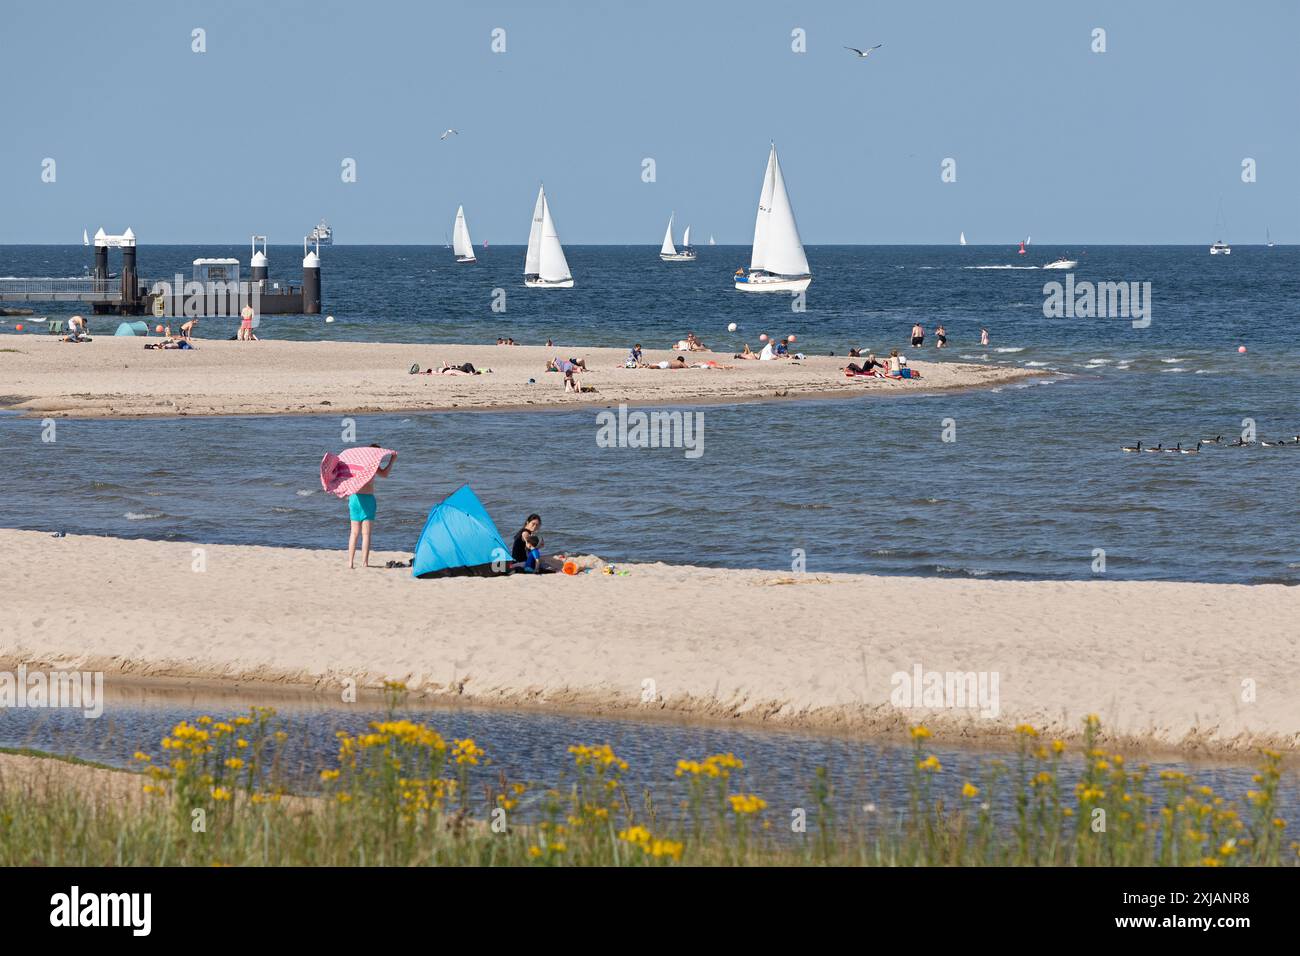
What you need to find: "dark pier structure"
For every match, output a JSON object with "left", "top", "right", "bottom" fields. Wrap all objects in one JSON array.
[{"left": 0, "top": 229, "right": 322, "bottom": 317}]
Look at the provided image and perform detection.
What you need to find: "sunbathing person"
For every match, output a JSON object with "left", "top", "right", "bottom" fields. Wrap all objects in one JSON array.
[
  {"left": 548, "top": 356, "right": 587, "bottom": 373},
  {"left": 734, "top": 343, "right": 759, "bottom": 360}
]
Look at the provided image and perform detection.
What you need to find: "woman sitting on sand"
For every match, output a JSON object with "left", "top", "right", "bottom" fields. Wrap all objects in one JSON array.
[
  {"left": 845, "top": 353, "right": 884, "bottom": 376},
  {"left": 685, "top": 332, "right": 708, "bottom": 352},
  {"left": 511, "top": 513, "right": 566, "bottom": 573}
]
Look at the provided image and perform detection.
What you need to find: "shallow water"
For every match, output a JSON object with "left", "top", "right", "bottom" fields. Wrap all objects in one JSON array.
[{"left": 1, "top": 700, "right": 1293, "bottom": 833}]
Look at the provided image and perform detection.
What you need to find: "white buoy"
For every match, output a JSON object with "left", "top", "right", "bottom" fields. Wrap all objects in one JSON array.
[
  {"left": 325, "top": 315, "right": 335, "bottom": 323},
  {"left": 727, "top": 322, "right": 737, "bottom": 332}
]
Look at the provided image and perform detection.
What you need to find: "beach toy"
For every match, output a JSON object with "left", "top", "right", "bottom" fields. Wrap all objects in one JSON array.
[
  {"left": 787, "top": 333, "right": 797, "bottom": 342},
  {"left": 320, "top": 446, "right": 397, "bottom": 498},
  {"left": 154, "top": 324, "right": 163, "bottom": 333},
  {"left": 1238, "top": 346, "right": 1247, "bottom": 354},
  {"left": 14, "top": 324, "right": 22, "bottom": 332},
  {"left": 727, "top": 322, "right": 737, "bottom": 332},
  {"left": 759, "top": 333, "right": 768, "bottom": 342},
  {"left": 562, "top": 560, "right": 579, "bottom": 576}
]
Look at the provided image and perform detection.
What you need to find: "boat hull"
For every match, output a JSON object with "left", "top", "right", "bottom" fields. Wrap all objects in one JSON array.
[
  {"left": 456, "top": 256, "right": 477, "bottom": 264},
  {"left": 524, "top": 277, "right": 574, "bottom": 289},
  {"left": 1041, "top": 260, "right": 1078, "bottom": 270},
  {"left": 1209, "top": 246, "right": 1231, "bottom": 255},
  {"left": 734, "top": 275, "right": 811, "bottom": 293},
  {"left": 660, "top": 252, "right": 697, "bottom": 261}
]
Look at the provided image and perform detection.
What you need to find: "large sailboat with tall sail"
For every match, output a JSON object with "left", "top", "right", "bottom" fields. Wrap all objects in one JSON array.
[
  {"left": 524, "top": 185, "right": 574, "bottom": 288},
  {"left": 452, "top": 205, "right": 476, "bottom": 263},
  {"left": 659, "top": 213, "right": 697, "bottom": 261},
  {"left": 734, "top": 144, "right": 811, "bottom": 293}
]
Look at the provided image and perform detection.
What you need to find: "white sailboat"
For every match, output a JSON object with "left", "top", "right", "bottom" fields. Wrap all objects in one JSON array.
[
  {"left": 959, "top": 231, "right": 966, "bottom": 246},
  {"left": 708, "top": 235, "right": 716, "bottom": 246},
  {"left": 734, "top": 144, "right": 811, "bottom": 293},
  {"left": 524, "top": 185, "right": 574, "bottom": 289},
  {"left": 659, "top": 214, "right": 697, "bottom": 261},
  {"left": 82, "top": 228, "right": 89, "bottom": 246},
  {"left": 1266, "top": 226, "right": 1274, "bottom": 248},
  {"left": 452, "top": 205, "right": 476, "bottom": 263},
  {"left": 1210, "top": 200, "right": 1230, "bottom": 254}
]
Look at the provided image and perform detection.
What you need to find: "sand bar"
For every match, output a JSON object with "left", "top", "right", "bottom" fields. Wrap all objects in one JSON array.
[
  {"left": 2, "top": 530, "right": 1296, "bottom": 756},
  {"left": 0, "top": 337, "right": 1038, "bottom": 419}
]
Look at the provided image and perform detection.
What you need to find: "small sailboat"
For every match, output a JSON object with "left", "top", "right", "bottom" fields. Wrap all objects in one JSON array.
[
  {"left": 82, "top": 228, "right": 89, "bottom": 247},
  {"left": 734, "top": 144, "right": 811, "bottom": 293},
  {"left": 1266, "top": 226, "right": 1274, "bottom": 248},
  {"left": 959, "top": 231, "right": 966, "bottom": 246},
  {"left": 708, "top": 234, "right": 716, "bottom": 246},
  {"left": 452, "top": 205, "right": 476, "bottom": 263},
  {"left": 659, "top": 214, "right": 697, "bottom": 261},
  {"left": 523, "top": 185, "right": 574, "bottom": 289},
  {"left": 1210, "top": 200, "right": 1231, "bottom": 255}
]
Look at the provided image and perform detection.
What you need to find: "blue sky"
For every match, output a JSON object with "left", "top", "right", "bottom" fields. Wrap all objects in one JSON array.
[{"left": 2, "top": 0, "right": 1296, "bottom": 244}]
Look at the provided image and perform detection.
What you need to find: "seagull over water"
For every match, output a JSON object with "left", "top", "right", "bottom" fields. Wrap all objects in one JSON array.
[
  {"left": 844, "top": 44, "right": 883, "bottom": 58},
  {"left": 439, "top": 128, "right": 459, "bottom": 140}
]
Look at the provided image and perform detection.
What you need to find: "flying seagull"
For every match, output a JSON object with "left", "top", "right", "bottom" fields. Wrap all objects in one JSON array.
[
  {"left": 439, "top": 128, "right": 459, "bottom": 140},
  {"left": 844, "top": 44, "right": 883, "bottom": 58}
]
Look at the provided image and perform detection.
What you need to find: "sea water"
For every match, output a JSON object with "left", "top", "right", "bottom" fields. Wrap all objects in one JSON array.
[{"left": 1, "top": 244, "right": 1296, "bottom": 582}]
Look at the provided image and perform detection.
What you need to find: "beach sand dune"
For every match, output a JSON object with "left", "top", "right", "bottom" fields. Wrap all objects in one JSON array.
[
  {"left": 2, "top": 530, "right": 1296, "bottom": 755},
  {"left": 0, "top": 338, "right": 1036, "bottom": 419}
]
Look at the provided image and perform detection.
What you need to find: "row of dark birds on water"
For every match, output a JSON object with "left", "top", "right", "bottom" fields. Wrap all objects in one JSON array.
[{"left": 1122, "top": 435, "right": 1300, "bottom": 454}]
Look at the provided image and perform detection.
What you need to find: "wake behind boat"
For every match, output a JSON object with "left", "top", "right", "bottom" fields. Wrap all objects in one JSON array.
[
  {"left": 734, "top": 144, "right": 811, "bottom": 293},
  {"left": 660, "top": 213, "right": 697, "bottom": 261},
  {"left": 452, "top": 205, "right": 476, "bottom": 263},
  {"left": 524, "top": 185, "right": 574, "bottom": 288}
]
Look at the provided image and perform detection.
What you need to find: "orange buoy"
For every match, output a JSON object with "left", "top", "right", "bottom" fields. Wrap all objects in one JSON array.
[
  {"left": 14, "top": 324, "right": 22, "bottom": 332},
  {"left": 562, "top": 560, "right": 579, "bottom": 576}
]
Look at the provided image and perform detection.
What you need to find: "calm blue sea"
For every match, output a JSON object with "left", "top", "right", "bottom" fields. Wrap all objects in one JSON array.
[{"left": 1, "top": 244, "right": 1297, "bottom": 583}]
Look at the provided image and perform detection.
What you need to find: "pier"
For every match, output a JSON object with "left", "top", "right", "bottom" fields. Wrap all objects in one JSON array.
[{"left": 0, "top": 229, "right": 321, "bottom": 316}]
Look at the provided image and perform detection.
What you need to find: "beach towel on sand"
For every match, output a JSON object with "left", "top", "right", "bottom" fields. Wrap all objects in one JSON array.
[{"left": 320, "top": 446, "right": 396, "bottom": 498}]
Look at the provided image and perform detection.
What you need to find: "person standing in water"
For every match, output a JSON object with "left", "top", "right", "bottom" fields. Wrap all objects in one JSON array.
[
  {"left": 347, "top": 446, "right": 396, "bottom": 569},
  {"left": 980, "top": 327, "right": 990, "bottom": 346}
]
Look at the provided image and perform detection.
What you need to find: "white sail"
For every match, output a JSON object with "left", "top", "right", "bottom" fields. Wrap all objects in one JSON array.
[
  {"left": 959, "top": 231, "right": 966, "bottom": 246},
  {"left": 82, "top": 228, "right": 89, "bottom": 246},
  {"left": 538, "top": 193, "right": 571, "bottom": 282},
  {"left": 760, "top": 146, "right": 810, "bottom": 277},
  {"left": 682, "top": 225, "right": 691, "bottom": 248},
  {"left": 708, "top": 235, "right": 715, "bottom": 245},
  {"left": 660, "top": 214, "right": 677, "bottom": 256},
  {"left": 749, "top": 150, "right": 777, "bottom": 272},
  {"left": 524, "top": 186, "right": 545, "bottom": 276},
  {"left": 453, "top": 206, "right": 475, "bottom": 258}
]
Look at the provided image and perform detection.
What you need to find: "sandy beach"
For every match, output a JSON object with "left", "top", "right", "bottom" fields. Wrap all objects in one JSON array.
[
  {"left": 0, "top": 336, "right": 1038, "bottom": 419},
  {"left": 3, "top": 529, "right": 1296, "bottom": 755}
]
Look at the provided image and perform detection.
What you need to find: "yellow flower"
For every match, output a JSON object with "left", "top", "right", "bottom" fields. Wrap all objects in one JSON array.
[
  {"left": 319, "top": 769, "right": 340, "bottom": 782},
  {"left": 728, "top": 793, "right": 767, "bottom": 815},
  {"left": 1051, "top": 740, "right": 1066, "bottom": 754},
  {"left": 916, "top": 755, "right": 942, "bottom": 773},
  {"left": 224, "top": 758, "right": 244, "bottom": 770},
  {"left": 910, "top": 725, "right": 931, "bottom": 740},
  {"left": 132, "top": 751, "right": 151, "bottom": 762},
  {"left": 961, "top": 782, "right": 979, "bottom": 799},
  {"left": 210, "top": 787, "right": 232, "bottom": 802},
  {"left": 1015, "top": 723, "right": 1038, "bottom": 738}
]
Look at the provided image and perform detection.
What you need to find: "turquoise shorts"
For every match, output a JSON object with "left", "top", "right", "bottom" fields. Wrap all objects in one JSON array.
[{"left": 348, "top": 493, "right": 377, "bottom": 522}]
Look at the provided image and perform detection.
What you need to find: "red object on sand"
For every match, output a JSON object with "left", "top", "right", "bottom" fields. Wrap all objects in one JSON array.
[{"left": 320, "top": 447, "right": 396, "bottom": 498}]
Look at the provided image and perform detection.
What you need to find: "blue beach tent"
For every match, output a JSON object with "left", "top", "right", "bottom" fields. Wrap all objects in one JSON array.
[{"left": 412, "top": 485, "right": 511, "bottom": 578}]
